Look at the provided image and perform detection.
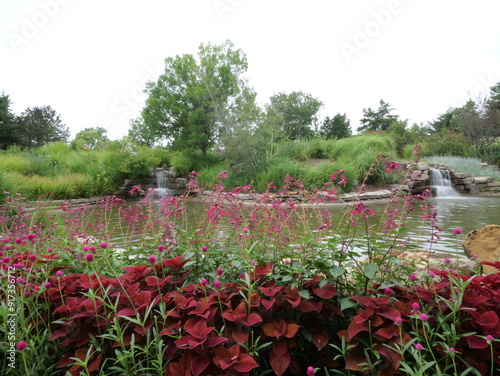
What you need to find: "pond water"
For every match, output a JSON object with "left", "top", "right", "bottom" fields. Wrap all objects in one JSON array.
[{"left": 100, "top": 194, "right": 500, "bottom": 256}]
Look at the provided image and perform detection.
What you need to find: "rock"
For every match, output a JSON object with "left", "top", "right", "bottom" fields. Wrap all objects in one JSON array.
[
  {"left": 487, "top": 182, "right": 500, "bottom": 188},
  {"left": 462, "top": 225, "right": 500, "bottom": 274},
  {"left": 451, "top": 172, "right": 468, "bottom": 179},
  {"left": 473, "top": 176, "right": 493, "bottom": 184},
  {"left": 396, "top": 250, "right": 478, "bottom": 276}
]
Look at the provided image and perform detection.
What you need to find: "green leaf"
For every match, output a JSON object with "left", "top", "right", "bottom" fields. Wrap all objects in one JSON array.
[
  {"left": 364, "top": 264, "right": 379, "bottom": 279},
  {"left": 339, "top": 298, "right": 356, "bottom": 311},
  {"left": 329, "top": 266, "right": 346, "bottom": 278},
  {"left": 298, "top": 289, "right": 310, "bottom": 299}
]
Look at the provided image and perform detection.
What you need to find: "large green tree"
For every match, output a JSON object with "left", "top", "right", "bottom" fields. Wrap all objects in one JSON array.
[
  {"left": 71, "top": 127, "right": 109, "bottom": 150},
  {"left": 358, "top": 99, "right": 398, "bottom": 133},
  {"left": 0, "top": 94, "right": 20, "bottom": 149},
  {"left": 140, "top": 40, "right": 256, "bottom": 155},
  {"left": 16, "top": 105, "right": 70, "bottom": 148},
  {"left": 262, "top": 91, "right": 323, "bottom": 141},
  {"left": 319, "top": 113, "right": 351, "bottom": 139}
]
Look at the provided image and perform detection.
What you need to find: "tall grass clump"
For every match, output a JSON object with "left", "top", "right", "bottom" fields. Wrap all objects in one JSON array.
[
  {"left": 171, "top": 150, "right": 223, "bottom": 177},
  {"left": 0, "top": 154, "right": 31, "bottom": 174},
  {"left": 427, "top": 155, "right": 500, "bottom": 180}
]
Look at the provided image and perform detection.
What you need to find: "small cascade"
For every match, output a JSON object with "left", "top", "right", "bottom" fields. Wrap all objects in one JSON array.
[
  {"left": 151, "top": 170, "right": 174, "bottom": 200},
  {"left": 429, "top": 168, "right": 460, "bottom": 197}
]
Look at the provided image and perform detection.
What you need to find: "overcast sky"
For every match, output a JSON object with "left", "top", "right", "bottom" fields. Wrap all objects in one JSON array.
[{"left": 1, "top": 0, "right": 500, "bottom": 141}]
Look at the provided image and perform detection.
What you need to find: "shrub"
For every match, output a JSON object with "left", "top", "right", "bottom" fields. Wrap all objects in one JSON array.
[
  {"left": 171, "top": 150, "right": 224, "bottom": 177},
  {"left": 0, "top": 154, "right": 31, "bottom": 174}
]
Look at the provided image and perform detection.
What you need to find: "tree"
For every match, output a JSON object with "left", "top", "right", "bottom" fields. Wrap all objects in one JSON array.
[
  {"left": 128, "top": 117, "right": 163, "bottom": 147},
  {"left": 319, "top": 113, "right": 351, "bottom": 139},
  {"left": 16, "top": 106, "right": 70, "bottom": 148},
  {"left": 0, "top": 93, "right": 20, "bottom": 149},
  {"left": 262, "top": 91, "right": 323, "bottom": 141},
  {"left": 141, "top": 40, "right": 256, "bottom": 155},
  {"left": 71, "top": 127, "right": 109, "bottom": 150},
  {"left": 358, "top": 99, "right": 398, "bottom": 133},
  {"left": 428, "top": 107, "right": 461, "bottom": 133}
]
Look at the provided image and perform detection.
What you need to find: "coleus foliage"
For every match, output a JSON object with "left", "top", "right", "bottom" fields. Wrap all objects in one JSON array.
[{"left": 41, "top": 258, "right": 344, "bottom": 376}]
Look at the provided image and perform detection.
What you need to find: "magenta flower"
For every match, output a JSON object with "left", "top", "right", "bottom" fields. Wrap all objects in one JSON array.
[
  {"left": 17, "top": 341, "right": 27, "bottom": 350},
  {"left": 307, "top": 366, "right": 315, "bottom": 376},
  {"left": 419, "top": 313, "right": 429, "bottom": 321},
  {"left": 27, "top": 233, "right": 37, "bottom": 241},
  {"left": 409, "top": 273, "right": 417, "bottom": 281},
  {"left": 148, "top": 255, "right": 156, "bottom": 264},
  {"left": 89, "top": 246, "right": 96, "bottom": 251},
  {"left": 14, "top": 263, "right": 23, "bottom": 268},
  {"left": 201, "top": 245, "right": 208, "bottom": 252},
  {"left": 242, "top": 227, "right": 249, "bottom": 233},
  {"left": 449, "top": 347, "right": 456, "bottom": 353},
  {"left": 15, "top": 238, "right": 22, "bottom": 244},
  {"left": 100, "top": 241, "right": 108, "bottom": 249},
  {"left": 44, "top": 282, "right": 52, "bottom": 289},
  {"left": 486, "top": 335, "right": 494, "bottom": 341},
  {"left": 383, "top": 287, "right": 392, "bottom": 296},
  {"left": 24, "top": 291, "right": 31, "bottom": 298},
  {"left": 453, "top": 228, "right": 462, "bottom": 235},
  {"left": 216, "top": 267, "right": 223, "bottom": 276},
  {"left": 200, "top": 278, "right": 208, "bottom": 287},
  {"left": 4, "top": 245, "right": 11, "bottom": 250},
  {"left": 429, "top": 272, "right": 436, "bottom": 277},
  {"left": 47, "top": 247, "right": 53, "bottom": 252},
  {"left": 395, "top": 317, "right": 403, "bottom": 324},
  {"left": 444, "top": 258, "right": 451, "bottom": 263},
  {"left": 214, "top": 280, "right": 221, "bottom": 289},
  {"left": 415, "top": 343, "right": 424, "bottom": 350},
  {"left": 3, "top": 257, "right": 11, "bottom": 263},
  {"left": 85, "top": 253, "right": 94, "bottom": 262},
  {"left": 65, "top": 246, "right": 71, "bottom": 251},
  {"left": 83, "top": 245, "right": 89, "bottom": 251},
  {"left": 411, "top": 302, "right": 421, "bottom": 310},
  {"left": 158, "top": 245, "right": 165, "bottom": 252},
  {"left": 29, "top": 254, "right": 36, "bottom": 261},
  {"left": 250, "top": 261, "right": 256, "bottom": 265},
  {"left": 296, "top": 245, "right": 301, "bottom": 250},
  {"left": 56, "top": 271, "right": 63, "bottom": 277}
]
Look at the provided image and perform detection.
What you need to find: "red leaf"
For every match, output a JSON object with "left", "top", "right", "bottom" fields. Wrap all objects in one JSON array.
[
  {"left": 313, "top": 283, "right": 338, "bottom": 299},
  {"left": 377, "top": 306, "right": 401, "bottom": 322},
  {"left": 478, "top": 311, "right": 499, "bottom": 329},
  {"left": 348, "top": 320, "right": 369, "bottom": 339},
  {"left": 242, "top": 312, "right": 262, "bottom": 326},
  {"left": 232, "top": 328, "right": 249, "bottom": 344},
  {"left": 298, "top": 300, "right": 323, "bottom": 313},
  {"left": 234, "top": 353, "right": 259, "bottom": 373},
  {"left": 162, "top": 255, "right": 189, "bottom": 269},
  {"left": 261, "top": 297, "right": 275, "bottom": 311},
  {"left": 259, "top": 281, "right": 283, "bottom": 297},
  {"left": 466, "top": 335, "right": 489, "bottom": 349},
  {"left": 117, "top": 307, "right": 136, "bottom": 317},
  {"left": 312, "top": 329, "right": 329, "bottom": 350},
  {"left": 134, "top": 290, "right": 152, "bottom": 308},
  {"left": 270, "top": 350, "right": 290, "bottom": 376},
  {"left": 88, "top": 354, "right": 102, "bottom": 372}
]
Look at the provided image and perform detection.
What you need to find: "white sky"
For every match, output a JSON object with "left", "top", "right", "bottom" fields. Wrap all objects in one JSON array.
[{"left": 1, "top": 0, "right": 499, "bottom": 140}]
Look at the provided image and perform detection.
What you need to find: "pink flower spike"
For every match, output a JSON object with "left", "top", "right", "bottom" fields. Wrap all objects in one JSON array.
[
  {"left": 419, "top": 313, "right": 429, "bottom": 321},
  {"left": 214, "top": 280, "right": 221, "bottom": 289},
  {"left": 415, "top": 343, "right": 424, "bottom": 350},
  {"left": 24, "top": 291, "right": 31, "bottom": 298},
  {"left": 148, "top": 255, "right": 156, "bottom": 264},
  {"left": 85, "top": 253, "right": 94, "bottom": 262},
  {"left": 307, "top": 366, "right": 315, "bottom": 376},
  {"left": 411, "top": 302, "right": 421, "bottom": 310},
  {"left": 201, "top": 245, "right": 208, "bottom": 252},
  {"left": 216, "top": 267, "right": 223, "bottom": 276},
  {"left": 17, "top": 341, "right": 27, "bottom": 350},
  {"left": 296, "top": 245, "right": 301, "bottom": 250},
  {"left": 100, "top": 241, "right": 108, "bottom": 249},
  {"left": 4, "top": 245, "right": 11, "bottom": 250},
  {"left": 453, "top": 228, "right": 462, "bottom": 235}
]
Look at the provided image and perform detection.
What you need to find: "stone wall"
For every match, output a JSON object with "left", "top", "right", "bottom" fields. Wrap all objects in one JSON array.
[
  {"left": 408, "top": 162, "right": 500, "bottom": 194},
  {"left": 115, "top": 168, "right": 188, "bottom": 198}
]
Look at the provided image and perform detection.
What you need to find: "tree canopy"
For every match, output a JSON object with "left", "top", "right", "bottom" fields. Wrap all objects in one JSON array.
[
  {"left": 0, "top": 94, "right": 20, "bottom": 149},
  {"left": 139, "top": 40, "right": 257, "bottom": 155},
  {"left": 71, "top": 127, "right": 109, "bottom": 150},
  {"left": 358, "top": 99, "right": 398, "bottom": 133},
  {"left": 16, "top": 105, "right": 70, "bottom": 148},
  {"left": 319, "top": 113, "right": 351, "bottom": 139}
]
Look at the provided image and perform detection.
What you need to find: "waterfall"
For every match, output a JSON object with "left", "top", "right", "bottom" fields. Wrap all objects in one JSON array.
[
  {"left": 151, "top": 170, "right": 173, "bottom": 199},
  {"left": 429, "top": 168, "right": 460, "bottom": 197}
]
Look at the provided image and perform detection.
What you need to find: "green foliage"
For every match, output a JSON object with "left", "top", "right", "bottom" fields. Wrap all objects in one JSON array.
[
  {"left": 0, "top": 93, "right": 21, "bottom": 149},
  {"left": 420, "top": 130, "right": 473, "bottom": 157},
  {"left": 320, "top": 113, "right": 352, "bottom": 139},
  {"left": 16, "top": 105, "right": 70, "bottom": 148},
  {"left": 0, "top": 153, "right": 31, "bottom": 173},
  {"left": 329, "top": 134, "right": 397, "bottom": 160},
  {"left": 483, "top": 144, "right": 500, "bottom": 166},
  {"left": 71, "top": 127, "right": 109, "bottom": 150},
  {"left": 171, "top": 150, "right": 223, "bottom": 177},
  {"left": 197, "top": 163, "right": 230, "bottom": 189},
  {"left": 358, "top": 99, "right": 399, "bottom": 133}
]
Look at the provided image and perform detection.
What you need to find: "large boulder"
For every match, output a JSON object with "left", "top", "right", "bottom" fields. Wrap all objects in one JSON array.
[
  {"left": 396, "top": 250, "right": 478, "bottom": 276},
  {"left": 462, "top": 225, "right": 500, "bottom": 274}
]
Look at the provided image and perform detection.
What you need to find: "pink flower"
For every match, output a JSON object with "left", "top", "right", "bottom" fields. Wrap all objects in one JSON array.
[
  {"left": 444, "top": 258, "right": 451, "bottom": 263},
  {"left": 383, "top": 287, "right": 392, "bottom": 296},
  {"left": 89, "top": 246, "right": 96, "bottom": 251},
  {"left": 15, "top": 238, "right": 22, "bottom": 244},
  {"left": 158, "top": 245, "right": 165, "bottom": 252},
  {"left": 250, "top": 261, "right": 256, "bottom": 265},
  {"left": 409, "top": 273, "right": 417, "bottom": 281},
  {"left": 415, "top": 343, "right": 424, "bottom": 350},
  {"left": 216, "top": 267, "right": 223, "bottom": 276},
  {"left": 307, "top": 366, "right": 315, "bottom": 376},
  {"left": 44, "top": 282, "right": 52, "bottom": 289},
  {"left": 100, "top": 241, "right": 108, "bottom": 249},
  {"left": 65, "top": 247, "right": 71, "bottom": 251},
  {"left": 29, "top": 254, "right": 36, "bottom": 261},
  {"left": 200, "top": 278, "right": 208, "bottom": 287},
  {"left": 395, "top": 317, "right": 403, "bottom": 324},
  {"left": 201, "top": 245, "right": 208, "bottom": 252},
  {"left": 148, "top": 255, "right": 156, "bottom": 264},
  {"left": 56, "top": 271, "right": 63, "bottom": 277},
  {"left": 85, "top": 253, "right": 94, "bottom": 262},
  {"left": 486, "top": 335, "right": 494, "bottom": 341},
  {"left": 453, "top": 228, "right": 462, "bottom": 235},
  {"left": 242, "top": 227, "right": 249, "bottom": 233},
  {"left": 17, "top": 341, "right": 27, "bottom": 350},
  {"left": 27, "top": 233, "right": 37, "bottom": 240},
  {"left": 419, "top": 313, "right": 429, "bottom": 321},
  {"left": 4, "top": 245, "right": 11, "bottom": 250},
  {"left": 24, "top": 291, "right": 31, "bottom": 298},
  {"left": 296, "top": 245, "right": 301, "bottom": 250},
  {"left": 411, "top": 302, "right": 421, "bottom": 310},
  {"left": 83, "top": 245, "right": 89, "bottom": 251},
  {"left": 449, "top": 347, "right": 456, "bottom": 353},
  {"left": 429, "top": 272, "right": 436, "bottom": 277},
  {"left": 214, "top": 280, "right": 221, "bottom": 289},
  {"left": 47, "top": 247, "right": 53, "bottom": 252},
  {"left": 284, "top": 259, "right": 291, "bottom": 265},
  {"left": 3, "top": 257, "right": 10, "bottom": 263}
]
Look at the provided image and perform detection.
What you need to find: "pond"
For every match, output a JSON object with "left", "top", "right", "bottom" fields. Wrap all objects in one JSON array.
[{"left": 100, "top": 194, "right": 500, "bottom": 256}]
